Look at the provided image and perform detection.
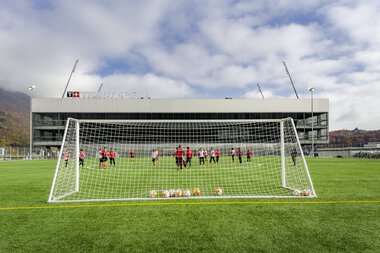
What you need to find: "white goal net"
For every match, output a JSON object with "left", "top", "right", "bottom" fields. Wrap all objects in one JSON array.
[{"left": 48, "top": 118, "right": 316, "bottom": 202}]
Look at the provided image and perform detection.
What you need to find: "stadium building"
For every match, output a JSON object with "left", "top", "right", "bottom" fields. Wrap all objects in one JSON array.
[{"left": 31, "top": 93, "right": 329, "bottom": 156}]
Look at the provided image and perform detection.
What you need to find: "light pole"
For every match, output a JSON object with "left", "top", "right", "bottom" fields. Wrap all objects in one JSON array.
[
  {"left": 309, "top": 87, "right": 315, "bottom": 157},
  {"left": 28, "top": 85, "right": 36, "bottom": 160}
]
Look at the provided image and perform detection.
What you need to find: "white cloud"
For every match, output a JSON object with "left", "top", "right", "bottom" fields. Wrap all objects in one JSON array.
[
  {"left": 143, "top": 43, "right": 229, "bottom": 83},
  {"left": 325, "top": 83, "right": 380, "bottom": 130},
  {"left": 102, "top": 73, "right": 195, "bottom": 98},
  {"left": 0, "top": 0, "right": 380, "bottom": 130},
  {"left": 243, "top": 89, "right": 275, "bottom": 99},
  {"left": 324, "top": 1, "right": 380, "bottom": 47},
  {"left": 200, "top": 18, "right": 324, "bottom": 61}
]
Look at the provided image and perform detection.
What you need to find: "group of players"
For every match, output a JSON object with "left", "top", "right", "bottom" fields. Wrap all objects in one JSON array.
[
  {"left": 63, "top": 147, "right": 117, "bottom": 169},
  {"left": 98, "top": 147, "right": 117, "bottom": 169},
  {"left": 172, "top": 146, "right": 254, "bottom": 171},
  {"left": 63, "top": 146, "right": 256, "bottom": 170}
]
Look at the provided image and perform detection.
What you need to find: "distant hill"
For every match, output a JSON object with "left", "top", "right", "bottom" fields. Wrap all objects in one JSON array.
[
  {"left": 328, "top": 128, "right": 380, "bottom": 147},
  {"left": 0, "top": 87, "right": 30, "bottom": 146}
]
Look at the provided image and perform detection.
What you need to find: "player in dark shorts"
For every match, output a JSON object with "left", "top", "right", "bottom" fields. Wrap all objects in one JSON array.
[
  {"left": 174, "top": 147, "right": 179, "bottom": 169},
  {"left": 109, "top": 148, "right": 116, "bottom": 167},
  {"left": 209, "top": 147, "right": 216, "bottom": 164},
  {"left": 98, "top": 148, "right": 104, "bottom": 169},
  {"left": 231, "top": 148, "right": 235, "bottom": 162},
  {"left": 102, "top": 147, "right": 108, "bottom": 168},
  {"left": 79, "top": 149, "right": 85, "bottom": 167},
  {"left": 186, "top": 147, "right": 193, "bottom": 168},
  {"left": 246, "top": 148, "right": 252, "bottom": 163},
  {"left": 64, "top": 150, "right": 70, "bottom": 167},
  {"left": 238, "top": 147, "right": 243, "bottom": 164},
  {"left": 151, "top": 149, "right": 159, "bottom": 166},
  {"left": 129, "top": 149, "right": 135, "bottom": 161},
  {"left": 216, "top": 149, "right": 220, "bottom": 163},
  {"left": 176, "top": 145, "right": 184, "bottom": 170},
  {"left": 291, "top": 148, "right": 297, "bottom": 166},
  {"left": 198, "top": 148, "right": 205, "bottom": 166}
]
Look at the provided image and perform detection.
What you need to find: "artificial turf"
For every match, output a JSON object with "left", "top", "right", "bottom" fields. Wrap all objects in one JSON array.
[{"left": 0, "top": 158, "right": 379, "bottom": 252}]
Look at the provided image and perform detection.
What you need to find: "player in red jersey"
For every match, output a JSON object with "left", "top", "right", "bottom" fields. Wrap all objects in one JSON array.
[
  {"left": 109, "top": 148, "right": 116, "bottom": 167},
  {"left": 64, "top": 150, "right": 70, "bottom": 167},
  {"left": 79, "top": 149, "right": 85, "bottom": 167},
  {"left": 215, "top": 149, "right": 220, "bottom": 163},
  {"left": 237, "top": 147, "right": 243, "bottom": 164},
  {"left": 186, "top": 147, "right": 193, "bottom": 168},
  {"left": 175, "top": 145, "right": 184, "bottom": 170},
  {"left": 129, "top": 149, "right": 135, "bottom": 161},
  {"left": 246, "top": 148, "right": 252, "bottom": 163}
]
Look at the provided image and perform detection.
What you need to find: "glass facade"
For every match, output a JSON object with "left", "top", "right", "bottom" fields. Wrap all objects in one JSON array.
[{"left": 32, "top": 112, "right": 329, "bottom": 148}]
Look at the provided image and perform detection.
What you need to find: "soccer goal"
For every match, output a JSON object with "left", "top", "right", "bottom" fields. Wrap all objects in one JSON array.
[{"left": 48, "top": 118, "right": 316, "bottom": 202}]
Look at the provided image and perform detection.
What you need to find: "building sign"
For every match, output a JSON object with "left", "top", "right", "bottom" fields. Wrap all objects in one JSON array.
[
  {"left": 66, "top": 91, "right": 150, "bottom": 99},
  {"left": 67, "top": 91, "right": 80, "bottom": 98}
]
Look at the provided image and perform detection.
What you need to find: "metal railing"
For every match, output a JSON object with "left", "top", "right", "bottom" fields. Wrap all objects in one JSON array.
[{"left": 0, "top": 146, "right": 58, "bottom": 160}]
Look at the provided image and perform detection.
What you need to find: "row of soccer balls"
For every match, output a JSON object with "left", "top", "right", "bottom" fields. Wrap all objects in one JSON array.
[
  {"left": 149, "top": 188, "right": 310, "bottom": 197},
  {"left": 150, "top": 188, "right": 223, "bottom": 198},
  {"left": 294, "top": 189, "right": 311, "bottom": 196}
]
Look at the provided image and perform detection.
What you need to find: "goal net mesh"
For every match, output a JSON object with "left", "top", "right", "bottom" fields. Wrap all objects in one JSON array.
[{"left": 48, "top": 118, "right": 316, "bottom": 202}]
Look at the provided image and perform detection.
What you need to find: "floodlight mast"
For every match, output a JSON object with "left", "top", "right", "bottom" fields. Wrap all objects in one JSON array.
[
  {"left": 309, "top": 87, "right": 315, "bottom": 157},
  {"left": 283, "top": 61, "right": 299, "bottom": 99},
  {"left": 257, "top": 83, "right": 265, "bottom": 99},
  {"left": 61, "top": 59, "right": 79, "bottom": 98},
  {"left": 28, "top": 85, "right": 36, "bottom": 160},
  {"left": 98, "top": 83, "right": 103, "bottom": 93}
]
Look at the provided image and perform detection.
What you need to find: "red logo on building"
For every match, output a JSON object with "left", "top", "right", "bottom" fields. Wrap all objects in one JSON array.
[{"left": 67, "top": 91, "right": 80, "bottom": 98}]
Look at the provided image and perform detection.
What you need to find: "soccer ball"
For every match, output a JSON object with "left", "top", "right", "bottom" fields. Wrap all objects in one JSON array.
[
  {"left": 169, "top": 189, "right": 176, "bottom": 197},
  {"left": 149, "top": 190, "right": 158, "bottom": 198},
  {"left": 293, "top": 189, "right": 302, "bottom": 197},
  {"left": 214, "top": 188, "right": 223, "bottom": 196},
  {"left": 302, "top": 189, "right": 311, "bottom": 196},
  {"left": 175, "top": 189, "right": 183, "bottom": 197},
  {"left": 162, "top": 190, "right": 169, "bottom": 198},
  {"left": 193, "top": 188, "right": 201, "bottom": 196},
  {"left": 183, "top": 189, "right": 191, "bottom": 197}
]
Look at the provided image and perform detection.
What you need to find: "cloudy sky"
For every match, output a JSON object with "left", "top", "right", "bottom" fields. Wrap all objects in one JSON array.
[{"left": 1, "top": 0, "right": 379, "bottom": 130}]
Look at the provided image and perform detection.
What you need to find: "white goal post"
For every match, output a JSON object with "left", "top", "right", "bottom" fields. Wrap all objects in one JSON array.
[{"left": 48, "top": 117, "right": 316, "bottom": 202}]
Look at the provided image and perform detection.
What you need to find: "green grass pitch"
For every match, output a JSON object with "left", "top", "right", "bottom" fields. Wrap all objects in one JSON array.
[{"left": 0, "top": 158, "right": 379, "bottom": 252}]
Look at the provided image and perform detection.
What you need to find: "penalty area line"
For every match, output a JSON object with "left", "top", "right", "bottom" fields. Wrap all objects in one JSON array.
[{"left": 1, "top": 200, "right": 380, "bottom": 211}]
